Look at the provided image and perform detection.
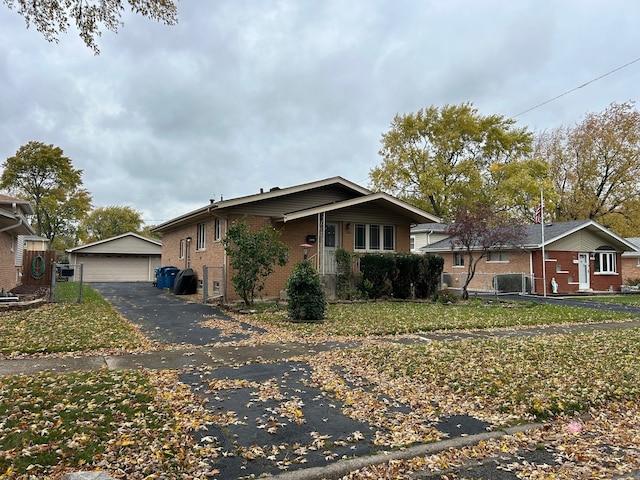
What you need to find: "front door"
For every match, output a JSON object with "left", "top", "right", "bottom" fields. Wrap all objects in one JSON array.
[
  {"left": 578, "top": 253, "right": 590, "bottom": 290},
  {"left": 323, "top": 222, "right": 339, "bottom": 274}
]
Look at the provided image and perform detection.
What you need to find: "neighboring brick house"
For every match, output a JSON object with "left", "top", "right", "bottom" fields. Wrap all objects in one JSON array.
[
  {"left": 152, "top": 177, "right": 440, "bottom": 302},
  {"left": 0, "top": 194, "right": 35, "bottom": 292},
  {"left": 622, "top": 238, "right": 640, "bottom": 286},
  {"left": 422, "top": 220, "right": 638, "bottom": 295}
]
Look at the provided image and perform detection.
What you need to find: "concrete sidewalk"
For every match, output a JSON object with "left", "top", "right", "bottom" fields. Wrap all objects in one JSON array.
[{"left": 0, "top": 341, "right": 355, "bottom": 376}]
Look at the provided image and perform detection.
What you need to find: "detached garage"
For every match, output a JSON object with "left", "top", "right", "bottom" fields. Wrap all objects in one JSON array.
[{"left": 67, "top": 232, "right": 162, "bottom": 282}]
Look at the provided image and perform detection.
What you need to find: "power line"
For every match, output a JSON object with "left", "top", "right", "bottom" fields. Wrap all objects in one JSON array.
[{"left": 512, "top": 56, "right": 640, "bottom": 118}]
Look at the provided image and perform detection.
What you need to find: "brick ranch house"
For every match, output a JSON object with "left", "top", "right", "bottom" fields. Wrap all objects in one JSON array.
[
  {"left": 622, "top": 237, "right": 640, "bottom": 286},
  {"left": 152, "top": 177, "right": 440, "bottom": 302},
  {"left": 421, "top": 219, "right": 639, "bottom": 295},
  {"left": 0, "top": 194, "right": 36, "bottom": 292}
]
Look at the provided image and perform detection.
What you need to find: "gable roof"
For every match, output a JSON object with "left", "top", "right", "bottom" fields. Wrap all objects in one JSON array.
[
  {"left": 280, "top": 192, "right": 440, "bottom": 224},
  {"left": 67, "top": 232, "right": 162, "bottom": 254},
  {"left": 153, "top": 176, "right": 440, "bottom": 232},
  {"left": 622, "top": 237, "right": 640, "bottom": 257},
  {"left": 411, "top": 223, "right": 451, "bottom": 234},
  {"left": 421, "top": 220, "right": 637, "bottom": 253}
]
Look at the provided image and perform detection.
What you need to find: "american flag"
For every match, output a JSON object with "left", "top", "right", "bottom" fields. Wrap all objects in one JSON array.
[{"left": 533, "top": 204, "right": 544, "bottom": 224}]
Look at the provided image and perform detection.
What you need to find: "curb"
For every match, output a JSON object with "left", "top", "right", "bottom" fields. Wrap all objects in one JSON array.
[{"left": 269, "top": 423, "right": 543, "bottom": 480}]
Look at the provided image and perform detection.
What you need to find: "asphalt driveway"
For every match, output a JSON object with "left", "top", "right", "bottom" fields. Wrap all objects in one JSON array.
[
  {"left": 91, "top": 282, "right": 264, "bottom": 346},
  {"left": 89, "top": 282, "right": 505, "bottom": 479}
]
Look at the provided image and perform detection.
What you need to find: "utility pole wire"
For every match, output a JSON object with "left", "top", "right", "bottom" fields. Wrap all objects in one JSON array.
[{"left": 513, "top": 56, "right": 640, "bottom": 118}]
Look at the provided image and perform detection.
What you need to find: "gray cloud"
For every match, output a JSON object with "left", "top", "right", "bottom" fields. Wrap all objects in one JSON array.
[{"left": 1, "top": 0, "right": 639, "bottom": 225}]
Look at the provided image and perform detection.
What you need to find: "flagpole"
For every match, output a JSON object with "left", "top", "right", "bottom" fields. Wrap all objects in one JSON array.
[{"left": 541, "top": 189, "right": 546, "bottom": 297}]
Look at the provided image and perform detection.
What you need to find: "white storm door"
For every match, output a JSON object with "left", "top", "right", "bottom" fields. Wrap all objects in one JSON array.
[
  {"left": 323, "top": 222, "right": 339, "bottom": 274},
  {"left": 578, "top": 253, "right": 590, "bottom": 290}
]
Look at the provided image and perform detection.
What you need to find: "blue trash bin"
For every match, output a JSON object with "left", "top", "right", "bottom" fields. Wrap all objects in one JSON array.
[
  {"left": 164, "top": 267, "right": 179, "bottom": 290},
  {"left": 157, "top": 266, "right": 178, "bottom": 289}
]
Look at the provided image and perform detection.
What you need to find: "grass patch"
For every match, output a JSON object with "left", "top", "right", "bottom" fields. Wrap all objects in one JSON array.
[
  {"left": 0, "top": 284, "right": 150, "bottom": 357},
  {"left": 0, "top": 370, "right": 217, "bottom": 478},
  {"left": 251, "top": 300, "right": 636, "bottom": 337},
  {"left": 576, "top": 293, "right": 640, "bottom": 307}
]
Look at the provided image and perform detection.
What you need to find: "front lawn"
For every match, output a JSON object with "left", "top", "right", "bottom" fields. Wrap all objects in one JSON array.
[
  {"left": 576, "top": 293, "right": 640, "bottom": 307},
  {"left": 245, "top": 299, "right": 637, "bottom": 338},
  {"left": 0, "top": 369, "right": 218, "bottom": 478},
  {"left": 0, "top": 284, "right": 151, "bottom": 357}
]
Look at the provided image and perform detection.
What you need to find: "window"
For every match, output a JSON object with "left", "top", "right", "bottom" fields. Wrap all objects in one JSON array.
[
  {"left": 410, "top": 236, "right": 415, "bottom": 251},
  {"left": 594, "top": 251, "right": 616, "bottom": 274},
  {"left": 179, "top": 239, "right": 185, "bottom": 259},
  {"left": 369, "top": 225, "right": 380, "bottom": 250},
  {"left": 383, "top": 226, "right": 394, "bottom": 251},
  {"left": 325, "top": 223, "right": 337, "bottom": 248},
  {"left": 353, "top": 224, "right": 395, "bottom": 251},
  {"left": 196, "top": 223, "right": 206, "bottom": 250},
  {"left": 355, "top": 224, "right": 366, "bottom": 250},
  {"left": 487, "top": 251, "right": 509, "bottom": 262},
  {"left": 214, "top": 218, "right": 222, "bottom": 241},
  {"left": 453, "top": 252, "right": 465, "bottom": 267}
]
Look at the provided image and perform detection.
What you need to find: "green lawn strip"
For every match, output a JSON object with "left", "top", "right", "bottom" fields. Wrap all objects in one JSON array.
[
  {"left": 574, "top": 293, "right": 640, "bottom": 306},
  {"left": 253, "top": 300, "right": 636, "bottom": 337},
  {"left": 0, "top": 284, "right": 149, "bottom": 356},
  {"left": 346, "top": 327, "right": 640, "bottom": 422},
  {"left": 0, "top": 369, "right": 217, "bottom": 478}
]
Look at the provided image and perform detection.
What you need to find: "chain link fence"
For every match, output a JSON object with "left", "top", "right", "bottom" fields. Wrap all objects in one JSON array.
[
  {"left": 49, "top": 263, "right": 84, "bottom": 303},
  {"left": 441, "top": 272, "right": 534, "bottom": 295}
]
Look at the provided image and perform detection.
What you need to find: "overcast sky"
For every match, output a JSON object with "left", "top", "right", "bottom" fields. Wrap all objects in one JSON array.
[{"left": 1, "top": 1, "right": 639, "bottom": 226}]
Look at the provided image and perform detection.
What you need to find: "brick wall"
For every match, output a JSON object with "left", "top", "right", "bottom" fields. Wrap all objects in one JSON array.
[
  {"left": 0, "top": 233, "right": 20, "bottom": 292},
  {"left": 440, "top": 250, "right": 532, "bottom": 292},
  {"left": 622, "top": 257, "right": 640, "bottom": 285},
  {"left": 160, "top": 215, "right": 418, "bottom": 302}
]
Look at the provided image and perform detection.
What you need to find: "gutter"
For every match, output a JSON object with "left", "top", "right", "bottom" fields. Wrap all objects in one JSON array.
[{"left": 0, "top": 217, "right": 24, "bottom": 233}]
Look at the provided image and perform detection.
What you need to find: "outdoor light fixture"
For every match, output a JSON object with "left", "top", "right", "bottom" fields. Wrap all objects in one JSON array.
[{"left": 300, "top": 243, "right": 313, "bottom": 260}]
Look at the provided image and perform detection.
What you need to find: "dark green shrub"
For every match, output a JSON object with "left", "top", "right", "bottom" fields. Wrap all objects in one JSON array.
[
  {"left": 359, "top": 254, "right": 395, "bottom": 298},
  {"left": 626, "top": 277, "right": 640, "bottom": 287},
  {"left": 415, "top": 255, "right": 444, "bottom": 298},
  {"left": 433, "top": 287, "right": 458, "bottom": 304},
  {"left": 286, "top": 261, "right": 326, "bottom": 321},
  {"left": 391, "top": 254, "right": 418, "bottom": 299}
]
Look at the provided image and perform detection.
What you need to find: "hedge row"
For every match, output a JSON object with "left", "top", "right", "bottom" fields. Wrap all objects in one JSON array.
[{"left": 357, "top": 252, "right": 444, "bottom": 300}]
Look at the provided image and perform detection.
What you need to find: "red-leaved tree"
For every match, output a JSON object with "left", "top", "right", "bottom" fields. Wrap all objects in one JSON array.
[{"left": 447, "top": 202, "right": 526, "bottom": 300}]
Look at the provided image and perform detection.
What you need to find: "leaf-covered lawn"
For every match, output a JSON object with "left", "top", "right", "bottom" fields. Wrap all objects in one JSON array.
[
  {"left": 0, "top": 369, "right": 219, "bottom": 479},
  {"left": 243, "top": 300, "right": 636, "bottom": 338},
  {"left": 577, "top": 293, "right": 640, "bottom": 306},
  {"left": 315, "top": 327, "right": 640, "bottom": 426},
  {"left": 0, "top": 285, "right": 152, "bottom": 357}
]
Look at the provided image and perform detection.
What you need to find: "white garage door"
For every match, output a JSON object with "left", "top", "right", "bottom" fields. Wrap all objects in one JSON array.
[{"left": 77, "top": 255, "right": 160, "bottom": 282}]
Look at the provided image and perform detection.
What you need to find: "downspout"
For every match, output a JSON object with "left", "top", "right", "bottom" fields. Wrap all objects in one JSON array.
[
  {"left": 318, "top": 213, "right": 323, "bottom": 275},
  {"left": 528, "top": 250, "right": 534, "bottom": 294}
]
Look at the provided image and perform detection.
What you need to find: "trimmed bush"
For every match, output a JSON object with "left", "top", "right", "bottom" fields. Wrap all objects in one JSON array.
[
  {"left": 286, "top": 261, "right": 326, "bottom": 321},
  {"left": 415, "top": 254, "right": 444, "bottom": 299},
  {"left": 359, "top": 254, "right": 395, "bottom": 298}
]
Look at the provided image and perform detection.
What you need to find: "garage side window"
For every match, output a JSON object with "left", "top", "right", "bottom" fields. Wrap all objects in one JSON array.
[
  {"left": 197, "top": 223, "right": 206, "bottom": 250},
  {"left": 179, "top": 239, "right": 185, "bottom": 259}
]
